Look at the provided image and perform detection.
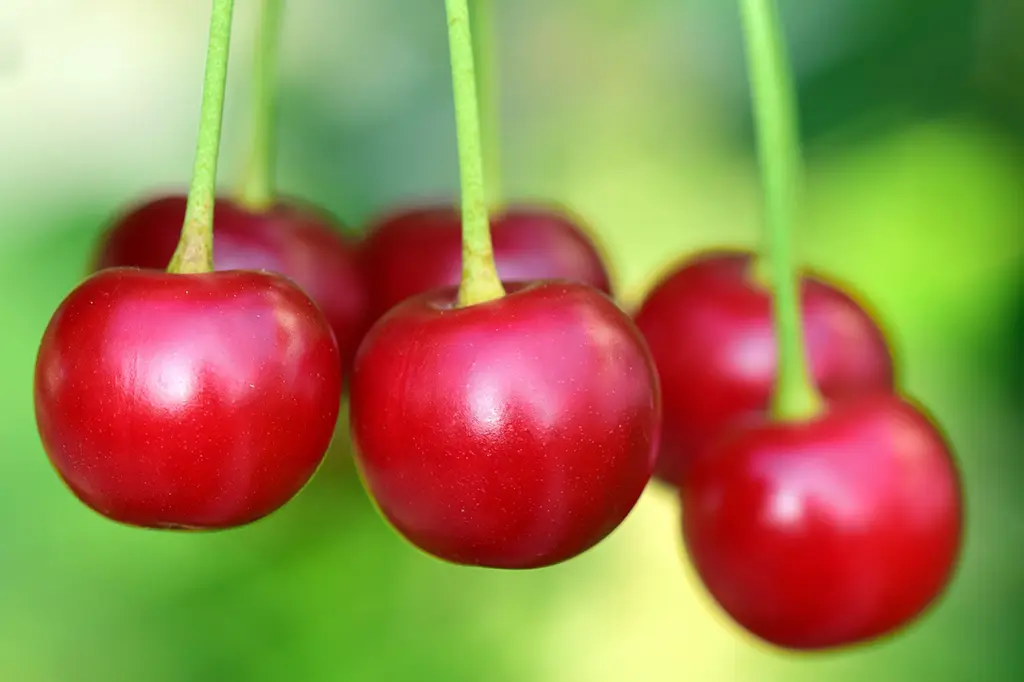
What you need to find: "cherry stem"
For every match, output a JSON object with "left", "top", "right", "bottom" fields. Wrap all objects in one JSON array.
[
  {"left": 447, "top": 0, "right": 506, "bottom": 307},
  {"left": 739, "top": 0, "right": 824, "bottom": 421},
  {"left": 237, "top": 0, "right": 283, "bottom": 213},
  {"left": 471, "top": 0, "right": 501, "bottom": 209},
  {"left": 168, "top": 0, "right": 236, "bottom": 275}
]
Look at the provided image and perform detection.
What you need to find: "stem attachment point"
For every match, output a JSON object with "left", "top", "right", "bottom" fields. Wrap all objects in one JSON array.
[
  {"left": 446, "top": 0, "right": 506, "bottom": 308},
  {"left": 739, "top": 0, "right": 824, "bottom": 422},
  {"left": 472, "top": 0, "right": 501, "bottom": 210},
  {"left": 168, "top": 0, "right": 236, "bottom": 275},
  {"left": 237, "top": 0, "right": 283, "bottom": 213}
]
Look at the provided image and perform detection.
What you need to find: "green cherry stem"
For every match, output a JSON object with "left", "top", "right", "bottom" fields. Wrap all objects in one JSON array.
[
  {"left": 471, "top": 0, "right": 501, "bottom": 209},
  {"left": 237, "top": 0, "right": 284, "bottom": 212},
  {"left": 168, "top": 0, "right": 236, "bottom": 275},
  {"left": 739, "top": 0, "right": 824, "bottom": 421},
  {"left": 447, "top": 0, "right": 506, "bottom": 307}
]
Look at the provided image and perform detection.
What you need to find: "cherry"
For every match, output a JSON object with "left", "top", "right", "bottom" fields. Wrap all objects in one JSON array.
[
  {"left": 93, "top": 195, "right": 370, "bottom": 372},
  {"left": 34, "top": 268, "right": 343, "bottom": 529},
  {"left": 680, "top": 393, "right": 963, "bottom": 650},
  {"left": 361, "top": 203, "right": 612, "bottom": 321},
  {"left": 349, "top": 0, "right": 658, "bottom": 568},
  {"left": 669, "top": 0, "right": 962, "bottom": 650},
  {"left": 349, "top": 281, "right": 660, "bottom": 568},
  {"left": 634, "top": 251, "right": 894, "bottom": 487},
  {"left": 34, "top": 0, "right": 342, "bottom": 529}
]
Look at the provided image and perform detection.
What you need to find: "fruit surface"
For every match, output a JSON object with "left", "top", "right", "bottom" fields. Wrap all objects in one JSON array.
[
  {"left": 95, "top": 195, "right": 370, "bottom": 370},
  {"left": 361, "top": 204, "right": 612, "bottom": 320},
  {"left": 681, "top": 393, "right": 963, "bottom": 650},
  {"left": 34, "top": 267, "right": 343, "bottom": 529},
  {"left": 349, "top": 281, "right": 659, "bottom": 568},
  {"left": 634, "top": 251, "right": 894, "bottom": 486}
]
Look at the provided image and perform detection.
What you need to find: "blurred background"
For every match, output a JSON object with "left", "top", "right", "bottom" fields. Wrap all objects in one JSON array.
[{"left": 1, "top": 0, "right": 1022, "bottom": 680}]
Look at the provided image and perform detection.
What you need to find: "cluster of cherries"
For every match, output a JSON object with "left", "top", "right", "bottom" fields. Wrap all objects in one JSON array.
[{"left": 31, "top": 0, "right": 962, "bottom": 654}]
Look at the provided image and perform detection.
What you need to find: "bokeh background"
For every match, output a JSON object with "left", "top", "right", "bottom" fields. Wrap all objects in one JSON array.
[{"left": 1, "top": 1, "right": 1022, "bottom": 680}]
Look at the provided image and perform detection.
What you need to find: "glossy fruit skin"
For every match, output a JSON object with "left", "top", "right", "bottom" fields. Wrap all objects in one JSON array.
[
  {"left": 634, "top": 251, "right": 894, "bottom": 487},
  {"left": 361, "top": 203, "right": 612, "bottom": 321},
  {"left": 681, "top": 393, "right": 963, "bottom": 650},
  {"left": 94, "top": 194, "right": 370, "bottom": 372},
  {"left": 34, "top": 268, "right": 343, "bottom": 529},
  {"left": 349, "top": 281, "right": 660, "bottom": 569}
]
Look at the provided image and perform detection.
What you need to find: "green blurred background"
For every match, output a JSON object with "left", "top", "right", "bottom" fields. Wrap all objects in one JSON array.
[{"left": 1, "top": 1, "right": 1021, "bottom": 680}]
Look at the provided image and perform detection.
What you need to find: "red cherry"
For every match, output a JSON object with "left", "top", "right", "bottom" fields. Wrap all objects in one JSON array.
[
  {"left": 94, "top": 195, "right": 370, "bottom": 371},
  {"left": 360, "top": 203, "right": 612, "bottom": 320},
  {"left": 681, "top": 393, "right": 963, "bottom": 650},
  {"left": 349, "top": 281, "right": 660, "bottom": 568},
  {"left": 634, "top": 251, "right": 894, "bottom": 486},
  {"left": 34, "top": 268, "right": 343, "bottom": 529}
]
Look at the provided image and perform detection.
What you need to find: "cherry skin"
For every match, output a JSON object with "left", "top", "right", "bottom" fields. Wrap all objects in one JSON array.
[
  {"left": 349, "top": 281, "right": 660, "bottom": 569},
  {"left": 681, "top": 393, "right": 963, "bottom": 650},
  {"left": 34, "top": 267, "right": 343, "bottom": 529},
  {"left": 634, "top": 251, "right": 894, "bottom": 487},
  {"left": 360, "top": 203, "right": 612, "bottom": 321},
  {"left": 94, "top": 194, "right": 371, "bottom": 372}
]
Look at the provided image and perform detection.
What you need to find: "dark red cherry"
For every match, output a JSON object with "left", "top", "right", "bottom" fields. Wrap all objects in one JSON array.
[
  {"left": 681, "top": 393, "right": 963, "bottom": 650},
  {"left": 34, "top": 268, "right": 343, "bottom": 529},
  {"left": 634, "top": 251, "right": 894, "bottom": 487},
  {"left": 360, "top": 203, "right": 612, "bottom": 320},
  {"left": 349, "top": 281, "right": 660, "bottom": 569},
  {"left": 94, "top": 194, "right": 370, "bottom": 371}
]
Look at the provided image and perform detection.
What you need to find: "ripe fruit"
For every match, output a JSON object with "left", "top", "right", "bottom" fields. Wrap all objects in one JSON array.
[
  {"left": 349, "top": 281, "right": 660, "bottom": 568},
  {"left": 681, "top": 393, "right": 963, "bottom": 650},
  {"left": 360, "top": 203, "right": 612, "bottom": 320},
  {"left": 34, "top": 267, "right": 343, "bottom": 529},
  {"left": 634, "top": 251, "right": 894, "bottom": 486},
  {"left": 94, "top": 195, "right": 370, "bottom": 371}
]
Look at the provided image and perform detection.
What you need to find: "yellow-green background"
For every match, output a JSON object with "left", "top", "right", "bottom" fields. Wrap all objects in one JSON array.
[{"left": 1, "top": 1, "right": 1021, "bottom": 680}]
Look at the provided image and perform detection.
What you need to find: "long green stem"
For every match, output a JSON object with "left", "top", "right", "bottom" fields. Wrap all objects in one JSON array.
[
  {"left": 238, "top": 0, "right": 283, "bottom": 212},
  {"left": 471, "top": 0, "right": 501, "bottom": 209},
  {"left": 739, "top": 0, "right": 824, "bottom": 421},
  {"left": 447, "top": 0, "right": 506, "bottom": 307},
  {"left": 168, "top": 0, "right": 236, "bottom": 274}
]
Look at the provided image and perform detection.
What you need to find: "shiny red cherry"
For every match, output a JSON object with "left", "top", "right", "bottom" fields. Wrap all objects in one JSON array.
[
  {"left": 634, "top": 251, "right": 894, "bottom": 487},
  {"left": 360, "top": 203, "right": 612, "bottom": 321},
  {"left": 349, "top": 281, "right": 660, "bottom": 568},
  {"left": 34, "top": 268, "right": 343, "bottom": 529},
  {"left": 94, "top": 195, "right": 370, "bottom": 371},
  {"left": 681, "top": 393, "right": 963, "bottom": 650}
]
